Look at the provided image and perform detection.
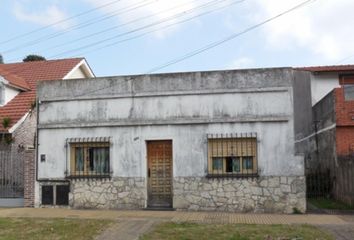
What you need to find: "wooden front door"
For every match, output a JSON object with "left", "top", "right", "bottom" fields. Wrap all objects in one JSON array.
[{"left": 147, "top": 140, "right": 172, "bottom": 208}]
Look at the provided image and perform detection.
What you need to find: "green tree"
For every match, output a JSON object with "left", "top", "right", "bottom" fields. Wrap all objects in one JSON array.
[
  {"left": 1, "top": 117, "right": 13, "bottom": 144},
  {"left": 0, "top": 54, "right": 3, "bottom": 64},
  {"left": 23, "top": 54, "right": 46, "bottom": 62}
]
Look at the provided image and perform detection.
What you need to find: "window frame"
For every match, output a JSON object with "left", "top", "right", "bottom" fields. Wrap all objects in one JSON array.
[
  {"left": 67, "top": 141, "right": 111, "bottom": 179},
  {"left": 207, "top": 133, "right": 258, "bottom": 178},
  {"left": 0, "top": 82, "right": 4, "bottom": 106}
]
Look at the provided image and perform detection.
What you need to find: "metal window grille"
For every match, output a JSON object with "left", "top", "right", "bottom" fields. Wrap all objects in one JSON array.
[
  {"left": 207, "top": 133, "right": 258, "bottom": 178},
  {"left": 56, "top": 185, "right": 70, "bottom": 205},
  {"left": 41, "top": 185, "right": 53, "bottom": 205},
  {"left": 66, "top": 137, "right": 112, "bottom": 179}
]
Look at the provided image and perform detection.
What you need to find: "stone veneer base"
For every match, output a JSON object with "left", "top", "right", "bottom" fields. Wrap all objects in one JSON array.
[
  {"left": 69, "top": 177, "right": 146, "bottom": 209},
  {"left": 173, "top": 176, "right": 306, "bottom": 213},
  {"left": 68, "top": 176, "right": 306, "bottom": 213}
]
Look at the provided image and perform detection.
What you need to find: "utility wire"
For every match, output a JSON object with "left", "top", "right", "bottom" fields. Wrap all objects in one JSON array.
[
  {"left": 3, "top": 0, "right": 156, "bottom": 55},
  {"left": 49, "top": 0, "right": 231, "bottom": 58},
  {"left": 3, "top": 0, "right": 232, "bottom": 77},
  {"left": 72, "top": 0, "right": 246, "bottom": 58},
  {"left": 0, "top": 0, "right": 126, "bottom": 45},
  {"left": 146, "top": 0, "right": 317, "bottom": 73},
  {"left": 39, "top": 0, "right": 207, "bottom": 54},
  {"left": 2, "top": 0, "right": 316, "bottom": 92},
  {"left": 71, "top": 0, "right": 317, "bottom": 98},
  {"left": 335, "top": 54, "right": 354, "bottom": 64}
]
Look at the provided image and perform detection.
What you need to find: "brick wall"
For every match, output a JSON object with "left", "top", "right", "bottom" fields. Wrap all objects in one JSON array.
[
  {"left": 334, "top": 87, "right": 354, "bottom": 205},
  {"left": 334, "top": 88, "right": 354, "bottom": 156},
  {"left": 24, "top": 150, "right": 35, "bottom": 207},
  {"left": 12, "top": 110, "right": 37, "bottom": 207}
]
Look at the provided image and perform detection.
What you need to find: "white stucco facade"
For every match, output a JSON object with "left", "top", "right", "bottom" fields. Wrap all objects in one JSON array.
[
  {"left": 37, "top": 90, "right": 302, "bottom": 179},
  {"left": 4, "top": 85, "right": 20, "bottom": 105},
  {"left": 35, "top": 68, "right": 311, "bottom": 212},
  {"left": 0, "top": 76, "right": 20, "bottom": 106}
]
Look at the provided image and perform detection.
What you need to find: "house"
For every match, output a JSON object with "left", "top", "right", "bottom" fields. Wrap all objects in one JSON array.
[
  {"left": 298, "top": 65, "right": 354, "bottom": 105},
  {"left": 296, "top": 65, "right": 354, "bottom": 206},
  {"left": 0, "top": 58, "right": 95, "bottom": 207},
  {"left": 36, "top": 68, "right": 311, "bottom": 213}
]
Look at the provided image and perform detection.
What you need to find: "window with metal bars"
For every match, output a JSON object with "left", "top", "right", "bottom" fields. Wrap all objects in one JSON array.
[
  {"left": 68, "top": 142, "right": 110, "bottom": 178},
  {"left": 207, "top": 133, "right": 258, "bottom": 178}
]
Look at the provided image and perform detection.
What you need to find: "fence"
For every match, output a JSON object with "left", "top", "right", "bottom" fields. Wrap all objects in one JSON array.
[
  {"left": 0, "top": 145, "right": 24, "bottom": 198},
  {"left": 334, "top": 157, "right": 354, "bottom": 206},
  {"left": 306, "top": 169, "right": 331, "bottom": 199},
  {"left": 306, "top": 158, "right": 354, "bottom": 207}
]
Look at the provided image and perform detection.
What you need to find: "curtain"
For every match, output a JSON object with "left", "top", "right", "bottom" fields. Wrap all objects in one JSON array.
[
  {"left": 93, "top": 147, "right": 109, "bottom": 173},
  {"left": 232, "top": 157, "right": 240, "bottom": 172},
  {"left": 75, "top": 147, "right": 84, "bottom": 172}
]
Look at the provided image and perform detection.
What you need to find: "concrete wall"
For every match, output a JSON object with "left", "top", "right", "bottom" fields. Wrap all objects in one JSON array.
[
  {"left": 36, "top": 68, "right": 309, "bottom": 211},
  {"left": 293, "top": 70, "right": 313, "bottom": 143},
  {"left": 302, "top": 91, "right": 336, "bottom": 172}
]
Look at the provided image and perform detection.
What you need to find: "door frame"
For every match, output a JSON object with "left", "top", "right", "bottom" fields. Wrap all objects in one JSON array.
[{"left": 146, "top": 139, "right": 173, "bottom": 208}]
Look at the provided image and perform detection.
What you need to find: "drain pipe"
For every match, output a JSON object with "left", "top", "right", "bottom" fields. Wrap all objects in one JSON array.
[{"left": 35, "top": 97, "right": 39, "bottom": 181}]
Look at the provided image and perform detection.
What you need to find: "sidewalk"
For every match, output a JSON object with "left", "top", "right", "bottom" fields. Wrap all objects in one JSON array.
[{"left": 0, "top": 208, "right": 351, "bottom": 225}]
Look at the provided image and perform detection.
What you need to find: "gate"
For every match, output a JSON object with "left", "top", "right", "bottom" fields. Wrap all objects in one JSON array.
[
  {"left": 0, "top": 145, "right": 24, "bottom": 206},
  {"left": 306, "top": 163, "right": 354, "bottom": 212}
]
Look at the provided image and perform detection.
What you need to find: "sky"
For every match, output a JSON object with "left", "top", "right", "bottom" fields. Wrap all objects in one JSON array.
[{"left": 0, "top": 0, "right": 353, "bottom": 77}]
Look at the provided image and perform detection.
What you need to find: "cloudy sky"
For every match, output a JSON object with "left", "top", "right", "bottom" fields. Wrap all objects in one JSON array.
[{"left": 0, "top": 0, "right": 353, "bottom": 76}]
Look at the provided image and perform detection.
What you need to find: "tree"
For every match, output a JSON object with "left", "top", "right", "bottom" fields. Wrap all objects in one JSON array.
[
  {"left": 23, "top": 54, "right": 46, "bottom": 62},
  {"left": 0, "top": 54, "right": 3, "bottom": 64},
  {"left": 1, "top": 117, "right": 13, "bottom": 144}
]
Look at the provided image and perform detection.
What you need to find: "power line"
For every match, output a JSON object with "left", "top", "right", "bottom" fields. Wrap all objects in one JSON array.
[
  {"left": 73, "top": 0, "right": 317, "bottom": 98},
  {"left": 71, "top": 0, "right": 246, "bottom": 58},
  {"left": 49, "top": 0, "right": 232, "bottom": 58},
  {"left": 1, "top": 0, "right": 316, "bottom": 93},
  {"left": 146, "top": 0, "right": 317, "bottom": 73},
  {"left": 38, "top": 0, "right": 207, "bottom": 54},
  {"left": 3, "top": 0, "right": 156, "bottom": 56},
  {"left": 335, "top": 54, "right": 354, "bottom": 64},
  {"left": 0, "top": 0, "right": 240, "bottom": 80},
  {"left": 0, "top": 0, "right": 126, "bottom": 45}
]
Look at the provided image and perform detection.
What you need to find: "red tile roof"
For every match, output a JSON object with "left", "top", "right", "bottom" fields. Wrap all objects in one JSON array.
[
  {"left": 296, "top": 64, "right": 354, "bottom": 72},
  {"left": 0, "top": 58, "right": 84, "bottom": 132}
]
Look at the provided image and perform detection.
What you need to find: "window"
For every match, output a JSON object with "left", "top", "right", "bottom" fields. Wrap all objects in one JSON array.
[
  {"left": 340, "top": 75, "right": 354, "bottom": 85},
  {"left": 69, "top": 142, "right": 110, "bottom": 178},
  {"left": 0, "top": 82, "right": 4, "bottom": 106},
  {"left": 207, "top": 133, "right": 258, "bottom": 177},
  {"left": 56, "top": 185, "right": 70, "bottom": 205},
  {"left": 41, "top": 184, "right": 70, "bottom": 206},
  {"left": 41, "top": 185, "right": 53, "bottom": 205}
]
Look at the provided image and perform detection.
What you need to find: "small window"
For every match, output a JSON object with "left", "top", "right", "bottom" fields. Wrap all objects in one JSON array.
[
  {"left": 212, "top": 157, "right": 223, "bottom": 171},
  {"left": 242, "top": 156, "right": 253, "bottom": 170},
  {"left": 207, "top": 134, "right": 258, "bottom": 177},
  {"left": 340, "top": 75, "right": 354, "bottom": 85},
  {"left": 69, "top": 142, "right": 110, "bottom": 178},
  {"left": 225, "top": 157, "right": 240, "bottom": 173},
  {"left": 56, "top": 185, "right": 70, "bottom": 205},
  {"left": 41, "top": 185, "right": 53, "bottom": 205}
]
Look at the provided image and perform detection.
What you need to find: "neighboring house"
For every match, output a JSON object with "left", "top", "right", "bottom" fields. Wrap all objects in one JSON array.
[
  {"left": 309, "top": 86, "right": 354, "bottom": 205},
  {"left": 36, "top": 68, "right": 312, "bottom": 213},
  {"left": 0, "top": 58, "right": 95, "bottom": 207},
  {"left": 298, "top": 65, "right": 354, "bottom": 106},
  {"left": 296, "top": 66, "right": 354, "bottom": 206}
]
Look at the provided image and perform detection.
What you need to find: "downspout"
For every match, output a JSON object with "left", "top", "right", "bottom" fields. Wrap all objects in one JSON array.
[{"left": 35, "top": 96, "right": 39, "bottom": 181}]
